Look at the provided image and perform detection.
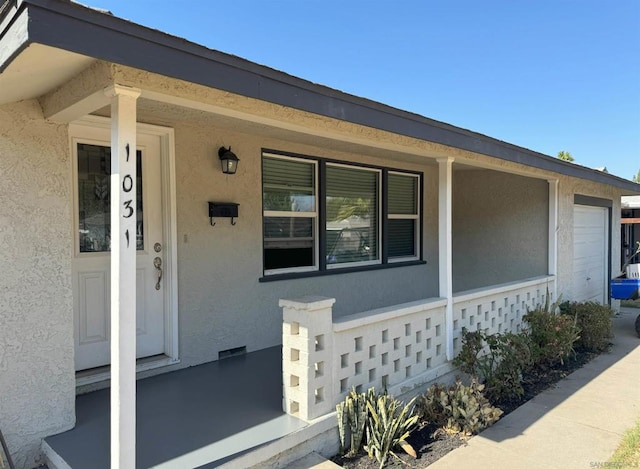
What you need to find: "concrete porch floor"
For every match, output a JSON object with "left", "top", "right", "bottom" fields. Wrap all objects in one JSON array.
[{"left": 44, "top": 346, "right": 307, "bottom": 468}]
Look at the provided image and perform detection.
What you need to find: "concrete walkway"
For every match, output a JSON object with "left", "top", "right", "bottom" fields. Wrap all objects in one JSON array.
[{"left": 429, "top": 307, "right": 640, "bottom": 469}]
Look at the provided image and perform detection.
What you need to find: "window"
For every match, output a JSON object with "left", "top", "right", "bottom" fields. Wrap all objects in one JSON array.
[
  {"left": 388, "top": 172, "right": 419, "bottom": 260},
  {"left": 326, "top": 164, "right": 380, "bottom": 266},
  {"left": 262, "top": 151, "right": 421, "bottom": 277},
  {"left": 77, "top": 143, "right": 144, "bottom": 252},
  {"left": 263, "top": 155, "right": 318, "bottom": 273}
]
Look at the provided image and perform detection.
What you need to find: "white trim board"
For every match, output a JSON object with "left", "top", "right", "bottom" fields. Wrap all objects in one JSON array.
[{"left": 70, "top": 115, "right": 179, "bottom": 382}]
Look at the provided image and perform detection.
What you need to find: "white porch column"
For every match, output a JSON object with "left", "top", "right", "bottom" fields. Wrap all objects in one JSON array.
[
  {"left": 106, "top": 84, "right": 141, "bottom": 469},
  {"left": 438, "top": 157, "right": 454, "bottom": 360},
  {"left": 548, "top": 179, "right": 559, "bottom": 300}
]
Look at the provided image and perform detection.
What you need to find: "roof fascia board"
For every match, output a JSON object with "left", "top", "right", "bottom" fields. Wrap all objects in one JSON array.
[{"left": 17, "top": 1, "right": 640, "bottom": 194}]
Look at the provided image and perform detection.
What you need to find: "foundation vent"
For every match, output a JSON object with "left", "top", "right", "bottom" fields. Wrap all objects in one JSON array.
[{"left": 218, "top": 346, "right": 247, "bottom": 360}]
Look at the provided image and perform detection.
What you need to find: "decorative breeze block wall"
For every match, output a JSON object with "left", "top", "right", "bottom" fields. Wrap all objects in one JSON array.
[
  {"left": 452, "top": 277, "right": 556, "bottom": 355},
  {"left": 281, "top": 276, "right": 555, "bottom": 422},
  {"left": 332, "top": 299, "right": 447, "bottom": 403},
  {"left": 281, "top": 296, "right": 447, "bottom": 421}
]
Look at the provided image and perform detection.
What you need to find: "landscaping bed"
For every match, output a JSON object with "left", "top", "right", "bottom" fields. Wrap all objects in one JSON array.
[{"left": 332, "top": 346, "right": 601, "bottom": 468}]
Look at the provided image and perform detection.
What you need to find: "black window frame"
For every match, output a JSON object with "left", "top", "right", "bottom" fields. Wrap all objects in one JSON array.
[{"left": 260, "top": 149, "right": 425, "bottom": 282}]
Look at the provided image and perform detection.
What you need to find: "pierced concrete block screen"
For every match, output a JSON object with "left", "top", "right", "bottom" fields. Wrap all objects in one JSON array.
[{"left": 280, "top": 276, "right": 555, "bottom": 422}]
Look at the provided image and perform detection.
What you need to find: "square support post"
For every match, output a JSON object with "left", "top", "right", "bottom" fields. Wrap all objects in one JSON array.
[
  {"left": 548, "top": 179, "right": 559, "bottom": 300},
  {"left": 438, "top": 157, "right": 454, "bottom": 360},
  {"left": 106, "top": 84, "right": 141, "bottom": 469},
  {"left": 280, "top": 296, "right": 335, "bottom": 421}
]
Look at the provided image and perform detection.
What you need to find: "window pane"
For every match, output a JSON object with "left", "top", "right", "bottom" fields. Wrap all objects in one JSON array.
[
  {"left": 326, "top": 165, "right": 378, "bottom": 264},
  {"left": 264, "top": 216, "right": 313, "bottom": 239},
  {"left": 264, "top": 217, "right": 314, "bottom": 270},
  {"left": 388, "top": 219, "right": 416, "bottom": 258},
  {"left": 263, "top": 157, "right": 315, "bottom": 212},
  {"left": 77, "top": 144, "right": 144, "bottom": 252},
  {"left": 388, "top": 173, "right": 417, "bottom": 215}
]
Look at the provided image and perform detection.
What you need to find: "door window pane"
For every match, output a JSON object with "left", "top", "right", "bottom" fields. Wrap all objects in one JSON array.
[{"left": 77, "top": 144, "right": 143, "bottom": 252}]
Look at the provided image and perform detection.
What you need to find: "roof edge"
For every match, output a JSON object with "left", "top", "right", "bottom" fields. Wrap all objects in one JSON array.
[{"left": 14, "top": 0, "right": 640, "bottom": 194}]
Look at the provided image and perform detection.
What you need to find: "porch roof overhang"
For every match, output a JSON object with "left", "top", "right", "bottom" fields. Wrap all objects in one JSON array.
[{"left": 1, "top": 0, "right": 639, "bottom": 194}]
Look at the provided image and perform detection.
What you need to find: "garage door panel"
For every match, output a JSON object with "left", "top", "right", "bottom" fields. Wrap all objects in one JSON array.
[{"left": 573, "top": 205, "right": 607, "bottom": 304}]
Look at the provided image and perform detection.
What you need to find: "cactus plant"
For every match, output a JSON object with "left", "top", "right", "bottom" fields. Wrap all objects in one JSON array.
[{"left": 418, "top": 378, "right": 503, "bottom": 437}]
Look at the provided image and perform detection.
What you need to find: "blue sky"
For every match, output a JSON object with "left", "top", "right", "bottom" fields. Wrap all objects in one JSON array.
[{"left": 96, "top": 0, "right": 640, "bottom": 180}]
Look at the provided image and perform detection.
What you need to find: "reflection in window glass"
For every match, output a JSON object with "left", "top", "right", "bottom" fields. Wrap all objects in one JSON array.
[
  {"left": 263, "top": 217, "right": 315, "bottom": 270},
  {"left": 77, "top": 144, "right": 143, "bottom": 252},
  {"left": 326, "top": 165, "right": 379, "bottom": 265},
  {"left": 263, "top": 157, "right": 316, "bottom": 212},
  {"left": 262, "top": 156, "right": 317, "bottom": 271},
  {"left": 388, "top": 173, "right": 419, "bottom": 259}
]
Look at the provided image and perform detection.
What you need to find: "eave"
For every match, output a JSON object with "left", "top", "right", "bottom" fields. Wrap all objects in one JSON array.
[{"left": 0, "top": 0, "right": 638, "bottom": 194}]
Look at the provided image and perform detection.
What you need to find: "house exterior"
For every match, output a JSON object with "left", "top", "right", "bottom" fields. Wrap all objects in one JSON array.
[{"left": 1, "top": 1, "right": 639, "bottom": 467}]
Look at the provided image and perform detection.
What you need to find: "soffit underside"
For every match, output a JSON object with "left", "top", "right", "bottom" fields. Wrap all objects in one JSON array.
[
  {"left": 92, "top": 98, "right": 442, "bottom": 168},
  {"left": 0, "top": 43, "right": 95, "bottom": 105},
  {"left": 91, "top": 96, "right": 519, "bottom": 173},
  {"left": 2, "top": 46, "right": 637, "bottom": 190}
]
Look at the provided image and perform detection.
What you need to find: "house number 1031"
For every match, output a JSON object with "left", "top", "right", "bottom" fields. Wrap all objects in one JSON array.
[{"left": 123, "top": 144, "right": 134, "bottom": 248}]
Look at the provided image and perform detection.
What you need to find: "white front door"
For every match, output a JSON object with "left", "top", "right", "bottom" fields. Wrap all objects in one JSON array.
[
  {"left": 71, "top": 124, "right": 166, "bottom": 371},
  {"left": 573, "top": 205, "right": 608, "bottom": 304}
]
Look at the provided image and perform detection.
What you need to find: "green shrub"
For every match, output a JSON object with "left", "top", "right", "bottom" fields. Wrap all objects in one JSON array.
[
  {"left": 418, "top": 378, "right": 503, "bottom": 437},
  {"left": 559, "top": 301, "right": 614, "bottom": 352},
  {"left": 523, "top": 307, "right": 580, "bottom": 368},
  {"left": 453, "top": 329, "right": 531, "bottom": 402},
  {"left": 364, "top": 392, "right": 418, "bottom": 469}
]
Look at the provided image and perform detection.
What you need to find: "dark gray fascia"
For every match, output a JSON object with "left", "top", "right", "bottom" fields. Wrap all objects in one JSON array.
[{"left": 11, "top": 0, "right": 640, "bottom": 194}]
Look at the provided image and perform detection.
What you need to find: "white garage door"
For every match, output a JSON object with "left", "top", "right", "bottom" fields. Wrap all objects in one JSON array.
[{"left": 573, "top": 205, "right": 608, "bottom": 303}]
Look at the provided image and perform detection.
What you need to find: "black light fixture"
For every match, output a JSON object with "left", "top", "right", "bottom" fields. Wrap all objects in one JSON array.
[{"left": 218, "top": 146, "right": 239, "bottom": 175}]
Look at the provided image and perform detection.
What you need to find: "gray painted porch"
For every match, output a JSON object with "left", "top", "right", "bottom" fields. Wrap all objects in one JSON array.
[{"left": 45, "top": 346, "right": 306, "bottom": 468}]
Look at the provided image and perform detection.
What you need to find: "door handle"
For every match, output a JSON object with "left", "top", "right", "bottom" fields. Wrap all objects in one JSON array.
[{"left": 153, "top": 257, "right": 163, "bottom": 290}]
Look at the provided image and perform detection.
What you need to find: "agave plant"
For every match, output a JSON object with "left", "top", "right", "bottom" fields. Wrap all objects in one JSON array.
[
  {"left": 336, "top": 389, "right": 368, "bottom": 455},
  {"left": 363, "top": 393, "right": 418, "bottom": 468}
]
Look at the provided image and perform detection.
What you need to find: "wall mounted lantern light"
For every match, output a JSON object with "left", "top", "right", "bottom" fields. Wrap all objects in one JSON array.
[{"left": 218, "top": 146, "right": 239, "bottom": 175}]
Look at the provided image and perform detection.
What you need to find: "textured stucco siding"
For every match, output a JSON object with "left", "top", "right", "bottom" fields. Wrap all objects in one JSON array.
[
  {"left": 113, "top": 59, "right": 625, "bottom": 366},
  {"left": 0, "top": 101, "right": 75, "bottom": 468},
  {"left": 556, "top": 176, "right": 622, "bottom": 301},
  {"left": 452, "top": 170, "right": 549, "bottom": 292},
  {"left": 170, "top": 121, "right": 439, "bottom": 367}
]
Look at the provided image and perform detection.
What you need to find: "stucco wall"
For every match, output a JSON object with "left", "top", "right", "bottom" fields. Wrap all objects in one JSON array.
[
  {"left": 452, "top": 170, "right": 549, "bottom": 292},
  {"left": 556, "top": 175, "right": 623, "bottom": 301},
  {"left": 0, "top": 101, "right": 75, "bottom": 468},
  {"left": 171, "top": 121, "right": 440, "bottom": 366}
]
